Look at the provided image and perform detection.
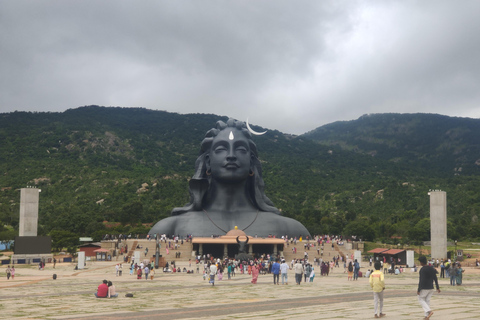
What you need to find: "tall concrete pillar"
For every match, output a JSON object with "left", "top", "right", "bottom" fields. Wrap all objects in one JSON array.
[
  {"left": 223, "top": 244, "right": 228, "bottom": 258},
  {"left": 77, "top": 251, "right": 85, "bottom": 270},
  {"left": 429, "top": 190, "right": 447, "bottom": 260},
  {"left": 19, "top": 188, "right": 41, "bottom": 236},
  {"left": 406, "top": 250, "right": 415, "bottom": 268}
]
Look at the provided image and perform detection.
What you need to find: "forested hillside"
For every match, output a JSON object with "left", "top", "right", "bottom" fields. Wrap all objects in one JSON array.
[
  {"left": 1, "top": 106, "right": 480, "bottom": 244},
  {"left": 304, "top": 113, "right": 480, "bottom": 175}
]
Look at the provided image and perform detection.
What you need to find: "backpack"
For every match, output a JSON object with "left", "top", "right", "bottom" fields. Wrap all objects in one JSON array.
[{"left": 348, "top": 264, "right": 353, "bottom": 272}]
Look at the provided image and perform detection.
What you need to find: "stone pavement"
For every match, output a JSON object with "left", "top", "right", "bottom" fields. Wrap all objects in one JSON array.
[{"left": 1, "top": 260, "right": 480, "bottom": 319}]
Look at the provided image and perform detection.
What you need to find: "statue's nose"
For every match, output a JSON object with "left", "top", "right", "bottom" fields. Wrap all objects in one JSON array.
[{"left": 226, "top": 149, "right": 237, "bottom": 161}]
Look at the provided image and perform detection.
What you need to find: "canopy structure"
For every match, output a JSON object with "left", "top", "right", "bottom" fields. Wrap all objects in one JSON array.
[
  {"left": 382, "top": 249, "right": 404, "bottom": 255},
  {"left": 368, "top": 248, "right": 407, "bottom": 266},
  {"left": 367, "top": 248, "right": 389, "bottom": 254},
  {"left": 93, "top": 248, "right": 111, "bottom": 261},
  {"left": 192, "top": 228, "right": 285, "bottom": 258}
]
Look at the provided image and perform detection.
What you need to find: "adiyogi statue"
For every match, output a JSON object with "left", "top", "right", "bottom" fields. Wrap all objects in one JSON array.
[{"left": 149, "top": 118, "right": 310, "bottom": 238}]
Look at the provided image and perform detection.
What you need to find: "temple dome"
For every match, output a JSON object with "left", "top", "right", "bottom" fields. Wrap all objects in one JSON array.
[{"left": 225, "top": 227, "right": 247, "bottom": 237}]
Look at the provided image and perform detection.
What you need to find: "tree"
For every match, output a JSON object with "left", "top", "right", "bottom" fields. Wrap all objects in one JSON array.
[
  {"left": 119, "top": 202, "right": 143, "bottom": 226},
  {"left": 343, "top": 219, "right": 375, "bottom": 242},
  {"left": 408, "top": 218, "right": 430, "bottom": 242},
  {"left": 49, "top": 230, "right": 79, "bottom": 252}
]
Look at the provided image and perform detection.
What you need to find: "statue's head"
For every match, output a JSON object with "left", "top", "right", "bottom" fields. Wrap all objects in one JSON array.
[
  {"left": 172, "top": 118, "right": 279, "bottom": 215},
  {"left": 202, "top": 119, "right": 257, "bottom": 184}
]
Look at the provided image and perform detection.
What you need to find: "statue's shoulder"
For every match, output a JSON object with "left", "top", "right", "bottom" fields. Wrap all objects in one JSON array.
[
  {"left": 150, "top": 215, "right": 178, "bottom": 235},
  {"left": 258, "top": 211, "right": 310, "bottom": 236}
]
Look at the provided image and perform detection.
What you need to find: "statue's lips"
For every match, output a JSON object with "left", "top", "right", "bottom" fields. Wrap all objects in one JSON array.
[{"left": 223, "top": 163, "right": 239, "bottom": 169}]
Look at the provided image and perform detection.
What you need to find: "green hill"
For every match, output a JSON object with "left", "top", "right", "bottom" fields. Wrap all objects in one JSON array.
[
  {"left": 1, "top": 107, "right": 479, "bottom": 244},
  {"left": 303, "top": 113, "right": 480, "bottom": 175}
]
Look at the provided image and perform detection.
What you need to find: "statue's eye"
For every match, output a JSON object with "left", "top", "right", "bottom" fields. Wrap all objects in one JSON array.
[
  {"left": 214, "top": 146, "right": 227, "bottom": 153},
  {"left": 236, "top": 146, "right": 247, "bottom": 153}
]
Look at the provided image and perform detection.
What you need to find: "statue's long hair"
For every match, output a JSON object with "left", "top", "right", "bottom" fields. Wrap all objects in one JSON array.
[{"left": 172, "top": 118, "right": 280, "bottom": 215}]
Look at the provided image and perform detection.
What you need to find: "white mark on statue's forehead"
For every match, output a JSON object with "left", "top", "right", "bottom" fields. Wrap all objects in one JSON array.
[{"left": 229, "top": 131, "right": 234, "bottom": 140}]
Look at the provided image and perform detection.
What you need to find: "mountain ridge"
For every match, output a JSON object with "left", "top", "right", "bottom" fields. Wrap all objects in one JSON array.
[{"left": 1, "top": 106, "right": 479, "bottom": 243}]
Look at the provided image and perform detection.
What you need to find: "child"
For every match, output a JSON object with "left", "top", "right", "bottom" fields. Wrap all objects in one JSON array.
[{"left": 369, "top": 261, "right": 386, "bottom": 318}]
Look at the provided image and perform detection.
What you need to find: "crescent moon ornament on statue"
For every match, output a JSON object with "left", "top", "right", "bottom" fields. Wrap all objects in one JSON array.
[{"left": 246, "top": 118, "right": 267, "bottom": 135}]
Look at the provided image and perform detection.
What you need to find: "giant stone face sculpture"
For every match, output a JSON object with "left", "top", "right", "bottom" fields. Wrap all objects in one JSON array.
[{"left": 149, "top": 119, "right": 310, "bottom": 238}]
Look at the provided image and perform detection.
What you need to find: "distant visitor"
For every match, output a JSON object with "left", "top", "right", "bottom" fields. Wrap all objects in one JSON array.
[{"left": 149, "top": 118, "right": 310, "bottom": 238}]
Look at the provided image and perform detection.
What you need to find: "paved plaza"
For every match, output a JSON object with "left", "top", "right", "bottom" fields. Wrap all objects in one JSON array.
[{"left": 1, "top": 260, "right": 480, "bottom": 319}]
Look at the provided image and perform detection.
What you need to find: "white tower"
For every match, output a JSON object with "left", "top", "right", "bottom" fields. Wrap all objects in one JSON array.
[
  {"left": 19, "top": 187, "right": 41, "bottom": 236},
  {"left": 429, "top": 190, "right": 447, "bottom": 260}
]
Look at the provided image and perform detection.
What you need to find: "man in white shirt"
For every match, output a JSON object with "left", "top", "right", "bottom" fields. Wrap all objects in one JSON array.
[
  {"left": 209, "top": 263, "right": 217, "bottom": 286},
  {"left": 294, "top": 260, "right": 304, "bottom": 285},
  {"left": 280, "top": 259, "right": 289, "bottom": 285}
]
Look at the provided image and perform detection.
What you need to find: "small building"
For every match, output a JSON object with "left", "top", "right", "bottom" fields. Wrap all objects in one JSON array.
[
  {"left": 367, "top": 248, "right": 389, "bottom": 262},
  {"left": 78, "top": 242, "right": 102, "bottom": 258},
  {"left": 368, "top": 248, "right": 407, "bottom": 266},
  {"left": 93, "top": 248, "right": 111, "bottom": 261},
  {"left": 382, "top": 249, "right": 407, "bottom": 265}
]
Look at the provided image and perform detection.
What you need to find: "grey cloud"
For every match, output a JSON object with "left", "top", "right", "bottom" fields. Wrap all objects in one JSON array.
[{"left": 1, "top": 1, "right": 479, "bottom": 134}]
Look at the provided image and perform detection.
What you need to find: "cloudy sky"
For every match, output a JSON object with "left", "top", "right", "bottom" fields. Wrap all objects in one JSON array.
[{"left": 1, "top": 1, "right": 479, "bottom": 134}]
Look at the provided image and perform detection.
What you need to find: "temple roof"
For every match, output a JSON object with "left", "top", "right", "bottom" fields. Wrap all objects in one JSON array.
[{"left": 225, "top": 227, "right": 247, "bottom": 237}]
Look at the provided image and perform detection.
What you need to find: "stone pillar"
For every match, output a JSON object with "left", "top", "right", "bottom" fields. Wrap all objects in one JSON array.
[
  {"left": 77, "top": 251, "right": 85, "bottom": 270},
  {"left": 19, "top": 188, "right": 41, "bottom": 236},
  {"left": 199, "top": 244, "right": 203, "bottom": 256},
  {"left": 248, "top": 244, "right": 253, "bottom": 255},
  {"left": 429, "top": 191, "right": 447, "bottom": 260},
  {"left": 273, "top": 244, "right": 278, "bottom": 256},
  {"left": 134, "top": 251, "right": 141, "bottom": 263},
  {"left": 406, "top": 250, "right": 415, "bottom": 268},
  {"left": 223, "top": 244, "right": 228, "bottom": 258},
  {"left": 354, "top": 250, "right": 362, "bottom": 267}
]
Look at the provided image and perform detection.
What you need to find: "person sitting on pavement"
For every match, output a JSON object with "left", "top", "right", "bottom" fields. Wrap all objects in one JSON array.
[
  {"left": 107, "top": 281, "right": 118, "bottom": 298},
  {"left": 95, "top": 280, "right": 108, "bottom": 298}
]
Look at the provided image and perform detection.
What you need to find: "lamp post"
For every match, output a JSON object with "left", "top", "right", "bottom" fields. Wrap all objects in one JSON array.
[{"left": 455, "top": 240, "right": 458, "bottom": 261}]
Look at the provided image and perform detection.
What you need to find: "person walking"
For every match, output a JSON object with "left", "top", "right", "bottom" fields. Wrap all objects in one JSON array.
[
  {"left": 449, "top": 262, "right": 457, "bottom": 286},
  {"left": 304, "top": 263, "right": 312, "bottom": 282},
  {"left": 6, "top": 265, "right": 11, "bottom": 280},
  {"left": 347, "top": 261, "right": 353, "bottom": 280},
  {"left": 417, "top": 256, "right": 440, "bottom": 320},
  {"left": 353, "top": 259, "right": 360, "bottom": 280},
  {"left": 280, "top": 259, "right": 289, "bottom": 285},
  {"left": 209, "top": 263, "right": 217, "bottom": 286},
  {"left": 271, "top": 258, "right": 280, "bottom": 285},
  {"left": 455, "top": 263, "right": 464, "bottom": 285},
  {"left": 294, "top": 260, "right": 304, "bottom": 285},
  {"left": 309, "top": 266, "right": 315, "bottom": 282},
  {"left": 144, "top": 266, "right": 150, "bottom": 280},
  {"left": 369, "top": 261, "right": 386, "bottom": 318},
  {"left": 251, "top": 262, "right": 260, "bottom": 284}
]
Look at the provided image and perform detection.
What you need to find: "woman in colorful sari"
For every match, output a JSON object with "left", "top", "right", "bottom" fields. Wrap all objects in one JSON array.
[
  {"left": 251, "top": 263, "right": 260, "bottom": 284},
  {"left": 456, "top": 263, "right": 464, "bottom": 285},
  {"left": 347, "top": 261, "right": 354, "bottom": 280},
  {"left": 217, "top": 264, "right": 223, "bottom": 281},
  {"left": 309, "top": 266, "right": 315, "bottom": 282}
]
